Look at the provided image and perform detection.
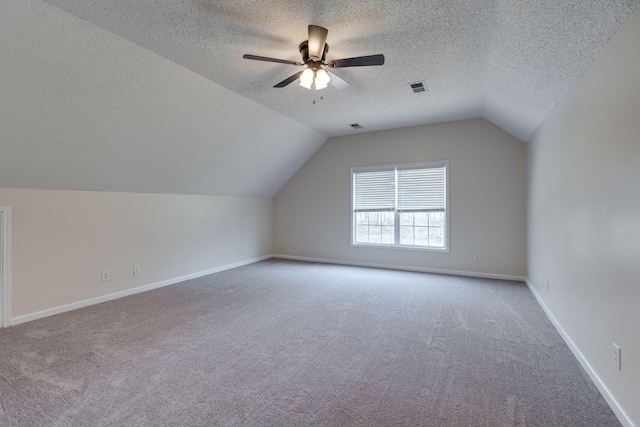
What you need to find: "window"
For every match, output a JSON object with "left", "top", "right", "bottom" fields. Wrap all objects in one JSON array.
[{"left": 351, "top": 161, "right": 448, "bottom": 251}]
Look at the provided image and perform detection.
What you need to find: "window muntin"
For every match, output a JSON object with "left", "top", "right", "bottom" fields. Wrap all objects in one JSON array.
[
  {"left": 352, "top": 161, "right": 448, "bottom": 251},
  {"left": 355, "top": 212, "right": 395, "bottom": 245},
  {"left": 399, "top": 212, "right": 445, "bottom": 247}
]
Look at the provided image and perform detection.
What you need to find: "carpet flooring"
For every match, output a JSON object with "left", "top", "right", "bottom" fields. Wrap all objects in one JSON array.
[{"left": 0, "top": 259, "right": 620, "bottom": 426}]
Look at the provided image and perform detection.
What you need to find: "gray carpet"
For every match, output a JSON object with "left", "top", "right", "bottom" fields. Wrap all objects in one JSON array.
[{"left": 0, "top": 259, "right": 619, "bottom": 426}]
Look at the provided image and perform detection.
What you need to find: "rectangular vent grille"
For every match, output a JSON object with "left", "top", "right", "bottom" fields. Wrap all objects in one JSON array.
[
  {"left": 409, "top": 82, "right": 427, "bottom": 93},
  {"left": 350, "top": 123, "right": 363, "bottom": 129}
]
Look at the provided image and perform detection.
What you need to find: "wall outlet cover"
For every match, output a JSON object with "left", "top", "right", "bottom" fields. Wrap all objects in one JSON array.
[{"left": 613, "top": 343, "right": 621, "bottom": 371}]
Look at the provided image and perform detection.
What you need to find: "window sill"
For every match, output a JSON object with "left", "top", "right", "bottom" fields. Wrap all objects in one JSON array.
[{"left": 351, "top": 242, "right": 450, "bottom": 253}]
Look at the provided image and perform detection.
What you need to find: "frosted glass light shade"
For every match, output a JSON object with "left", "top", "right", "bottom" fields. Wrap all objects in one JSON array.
[
  {"left": 299, "top": 68, "right": 314, "bottom": 89},
  {"left": 315, "top": 69, "right": 330, "bottom": 90}
]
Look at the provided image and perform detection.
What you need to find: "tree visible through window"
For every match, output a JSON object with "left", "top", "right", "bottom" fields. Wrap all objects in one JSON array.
[{"left": 352, "top": 161, "right": 448, "bottom": 250}]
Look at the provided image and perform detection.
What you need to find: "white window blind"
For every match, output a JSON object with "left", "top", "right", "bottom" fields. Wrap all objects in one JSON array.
[
  {"left": 353, "top": 169, "right": 395, "bottom": 212},
  {"left": 397, "top": 166, "right": 446, "bottom": 212},
  {"left": 352, "top": 160, "right": 449, "bottom": 251}
]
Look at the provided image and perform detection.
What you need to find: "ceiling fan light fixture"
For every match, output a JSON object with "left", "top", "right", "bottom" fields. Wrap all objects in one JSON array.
[
  {"left": 244, "top": 25, "right": 384, "bottom": 90},
  {"left": 299, "top": 68, "right": 314, "bottom": 89},
  {"left": 314, "top": 68, "right": 330, "bottom": 90}
]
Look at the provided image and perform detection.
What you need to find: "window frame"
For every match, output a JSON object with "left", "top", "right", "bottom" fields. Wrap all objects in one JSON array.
[{"left": 350, "top": 160, "right": 450, "bottom": 252}]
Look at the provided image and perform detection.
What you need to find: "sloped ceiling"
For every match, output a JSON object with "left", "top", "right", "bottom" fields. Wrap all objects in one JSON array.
[
  {"left": 1, "top": 0, "right": 327, "bottom": 197},
  {"left": 1, "top": 0, "right": 639, "bottom": 198},
  {"left": 42, "top": 0, "right": 640, "bottom": 141}
]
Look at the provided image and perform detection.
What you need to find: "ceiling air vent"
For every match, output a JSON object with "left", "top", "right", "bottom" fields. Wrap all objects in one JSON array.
[
  {"left": 409, "top": 81, "right": 427, "bottom": 93},
  {"left": 350, "top": 123, "right": 363, "bottom": 129}
]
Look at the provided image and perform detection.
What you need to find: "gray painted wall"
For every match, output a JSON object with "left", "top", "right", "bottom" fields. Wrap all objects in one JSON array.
[
  {"left": 1, "top": 189, "right": 272, "bottom": 319},
  {"left": 527, "top": 8, "right": 640, "bottom": 426},
  {"left": 274, "top": 118, "right": 526, "bottom": 278}
]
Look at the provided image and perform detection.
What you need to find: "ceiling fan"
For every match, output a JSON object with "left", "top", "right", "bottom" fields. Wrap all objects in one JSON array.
[{"left": 243, "top": 25, "right": 385, "bottom": 90}]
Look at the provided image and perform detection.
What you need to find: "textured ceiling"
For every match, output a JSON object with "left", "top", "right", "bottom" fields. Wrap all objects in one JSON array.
[{"left": 43, "top": 0, "right": 639, "bottom": 141}]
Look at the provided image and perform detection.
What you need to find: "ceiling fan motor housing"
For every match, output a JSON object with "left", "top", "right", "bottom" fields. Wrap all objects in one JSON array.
[{"left": 299, "top": 41, "right": 329, "bottom": 64}]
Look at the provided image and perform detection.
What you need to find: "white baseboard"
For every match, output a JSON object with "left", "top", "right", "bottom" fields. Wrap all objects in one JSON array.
[
  {"left": 525, "top": 279, "right": 635, "bottom": 427},
  {"left": 11, "top": 255, "right": 271, "bottom": 326},
  {"left": 272, "top": 254, "right": 526, "bottom": 282}
]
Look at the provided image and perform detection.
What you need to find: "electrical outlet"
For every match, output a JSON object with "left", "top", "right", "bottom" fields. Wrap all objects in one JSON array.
[
  {"left": 317, "top": 244, "right": 323, "bottom": 252},
  {"left": 474, "top": 254, "right": 481, "bottom": 262},
  {"left": 101, "top": 271, "right": 110, "bottom": 282},
  {"left": 613, "top": 343, "right": 622, "bottom": 371},
  {"left": 547, "top": 279, "right": 550, "bottom": 292},
  {"left": 133, "top": 266, "right": 141, "bottom": 276},
  {"left": 235, "top": 247, "right": 240, "bottom": 254}
]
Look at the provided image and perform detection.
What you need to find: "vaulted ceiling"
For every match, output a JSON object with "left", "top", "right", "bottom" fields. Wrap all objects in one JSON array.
[
  {"left": 43, "top": 0, "right": 639, "bottom": 141},
  {"left": 1, "top": 1, "right": 638, "bottom": 197}
]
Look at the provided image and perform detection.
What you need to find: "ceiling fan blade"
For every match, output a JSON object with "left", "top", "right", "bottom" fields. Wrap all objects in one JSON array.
[
  {"left": 328, "top": 54, "right": 385, "bottom": 68},
  {"left": 327, "top": 70, "right": 349, "bottom": 89},
  {"left": 243, "top": 54, "right": 303, "bottom": 66},
  {"left": 274, "top": 70, "right": 305, "bottom": 88},
  {"left": 308, "top": 25, "right": 328, "bottom": 60}
]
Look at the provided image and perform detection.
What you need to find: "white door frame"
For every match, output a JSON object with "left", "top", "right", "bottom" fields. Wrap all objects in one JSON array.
[{"left": 0, "top": 207, "right": 12, "bottom": 327}]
